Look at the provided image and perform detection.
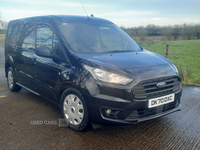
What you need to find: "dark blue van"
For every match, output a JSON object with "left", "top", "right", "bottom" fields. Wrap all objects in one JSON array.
[{"left": 5, "top": 15, "right": 182, "bottom": 131}]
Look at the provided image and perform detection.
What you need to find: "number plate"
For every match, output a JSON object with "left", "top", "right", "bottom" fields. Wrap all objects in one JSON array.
[{"left": 148, "top": 94, "right": 174, "bottom": 108}]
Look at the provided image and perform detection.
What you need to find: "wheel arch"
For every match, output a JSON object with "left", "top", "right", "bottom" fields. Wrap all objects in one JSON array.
[
  {"left": 5, "top": 63, "right": 11, "bottom": 78},
  {"left": 59, "top": 87, "right": 84, "bottom": 107}
]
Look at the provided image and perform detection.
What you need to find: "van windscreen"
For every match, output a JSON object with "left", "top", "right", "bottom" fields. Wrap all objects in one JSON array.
[{"left": 59, "top": 22, "right": 141, "bottom": 53}]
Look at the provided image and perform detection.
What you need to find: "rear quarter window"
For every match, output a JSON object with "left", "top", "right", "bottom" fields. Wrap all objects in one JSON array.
[
  {"left": 6, "top": 24, "right": 23, "bottom": 45},
  {"left": 6, "top": 22, "right": 36, "bottom": 50}
]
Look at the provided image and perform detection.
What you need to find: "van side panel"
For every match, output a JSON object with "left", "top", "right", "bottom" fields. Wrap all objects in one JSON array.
[{"left": 5, "top": 16, "right": 74, "bottom": 104}]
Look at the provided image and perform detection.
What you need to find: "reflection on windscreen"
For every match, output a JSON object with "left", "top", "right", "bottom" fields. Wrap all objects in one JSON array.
[{"left": 60, "top": 23, "right": 141, "bottom": 53}]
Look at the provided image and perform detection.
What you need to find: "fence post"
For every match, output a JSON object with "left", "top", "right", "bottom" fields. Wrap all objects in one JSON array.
[{"left": 166, "top": 45, "right": 169, "bottom": 59}]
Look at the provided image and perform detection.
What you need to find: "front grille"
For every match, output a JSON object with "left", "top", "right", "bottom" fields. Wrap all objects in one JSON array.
[
  {"left": 132, "top": 76, "right": 181, "bottom": 100},
  {"left": 125, "top": 99, "right": 180, "bottom": 120}
]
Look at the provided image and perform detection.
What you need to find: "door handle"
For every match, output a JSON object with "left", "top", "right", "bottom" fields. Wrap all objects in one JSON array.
[{"left": 32, "top": 57, "right": 37, "bottom": 64}]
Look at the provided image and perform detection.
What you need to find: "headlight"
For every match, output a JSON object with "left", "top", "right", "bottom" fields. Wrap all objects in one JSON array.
[
  {"left": 172, "top": 64, "right": 179, "bottom": 75},
  {"left": 84, "top": 65, "right": 133, "bottom": 85}
]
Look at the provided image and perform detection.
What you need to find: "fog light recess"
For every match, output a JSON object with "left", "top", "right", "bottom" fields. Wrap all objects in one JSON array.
[
  {"left": 101, "top": 107, "right": 122, "bottom": 119},
  {"left": 106, "top": 109, "right": 111, "bottom": 115}
]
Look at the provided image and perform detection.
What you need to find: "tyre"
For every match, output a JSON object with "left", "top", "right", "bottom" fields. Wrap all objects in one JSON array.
[
  {"left": 61, "top": 88, "right": 89, "bottom": 131},
  {"left": 7, "top": 67, "right": 21, "bottom": 92}
]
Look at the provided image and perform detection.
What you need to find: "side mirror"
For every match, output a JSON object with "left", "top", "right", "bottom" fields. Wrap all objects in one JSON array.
[
  {"left": 35, "top": 47, "right": 51, "bottom": 58},
  {"left": 35, "top": 46, "right": 62, "bottom": 62}
]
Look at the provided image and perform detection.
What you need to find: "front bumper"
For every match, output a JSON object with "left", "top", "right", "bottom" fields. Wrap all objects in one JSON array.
[
  {"left": 84, "top": 89, "right": 182, "bottom": 125},
  {"left": 82, "top": 74, "right": 182, "bottom": 125},
  {"left": 100, "top": 104, "right": 181, "bottom": 124}
]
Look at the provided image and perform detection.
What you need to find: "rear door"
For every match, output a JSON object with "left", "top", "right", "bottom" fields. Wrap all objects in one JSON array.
[{"left": 11, "top": 21, "right": 37, "bottom": 89}]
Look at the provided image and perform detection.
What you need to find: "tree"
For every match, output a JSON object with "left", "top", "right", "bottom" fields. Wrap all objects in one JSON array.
[
  {"left": 120, "top": 26, "right": 126, "bottom": 31},
  {"left": 138, "top": 29, "right": 148, "bottom": 42},
  {"left": 162, "top": 26, "right": 172, "bottom": 40},
  {"left": 172, "top": 25, "right": 181, "bottom": 40},
  {"left": 145, "top": 24, "right": 161, "bottom": 35},
  {"left": 195, "top": 24, "right": 200, "bottom": 39},
  {"left": 181, "top": 24, "right": 196, "bottom": 40}
]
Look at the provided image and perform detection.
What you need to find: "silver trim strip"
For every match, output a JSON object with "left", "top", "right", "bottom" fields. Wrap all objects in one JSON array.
[{"left": 16, "top": 82, "right": 40, "bottom": 96}]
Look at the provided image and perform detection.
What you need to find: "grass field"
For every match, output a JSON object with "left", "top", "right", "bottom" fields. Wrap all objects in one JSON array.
[
  {"left": 0, "top": 34, "right": 5, "bottom": 46},
  {"left": 140, "top": 40, "right": 200, "bottom": 86}
]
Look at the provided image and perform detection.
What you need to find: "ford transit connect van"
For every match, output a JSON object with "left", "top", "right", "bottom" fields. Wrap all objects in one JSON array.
[{"left": 5, "top": 15, "right": 182, "bottom": 131}]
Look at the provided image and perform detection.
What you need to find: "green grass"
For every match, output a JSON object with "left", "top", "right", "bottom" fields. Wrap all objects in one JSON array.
[
  {"left": 140, "top": 40, "right": 200, "bottom": 86},
  {"left": 0, "top": 34, "right": 5, "bottom": 46}
]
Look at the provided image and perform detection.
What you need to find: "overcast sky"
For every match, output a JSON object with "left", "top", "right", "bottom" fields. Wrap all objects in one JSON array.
[{"left": 1, "top": 0, "right": 200, "bottom": 27}]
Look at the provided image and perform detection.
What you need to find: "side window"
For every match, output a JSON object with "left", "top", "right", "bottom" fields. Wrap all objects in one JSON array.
[
  {"left": 7, "top": 25, "right": 13, "bottom": 41},
  {"left": 7, "top": 24, "right": 23, "bottom": 45},
  {"left": 21, "top": 24, "right": 35, "bottom": 50},
  {"left": 36, "top": 25, "right": 60, "bottom": 56}
]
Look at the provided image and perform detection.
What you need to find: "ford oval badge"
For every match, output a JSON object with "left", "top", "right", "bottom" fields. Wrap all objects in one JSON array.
[{"left": 157, "top": 82, "right": 166, "bottom": 88}]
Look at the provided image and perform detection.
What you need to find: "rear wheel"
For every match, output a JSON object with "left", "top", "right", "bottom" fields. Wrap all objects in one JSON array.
[
  {"left": 7, "top": 67, "right": 21, "bottom": 92},
  {"left": 61, "top": 88, "right": 89, "bottom": 131}
]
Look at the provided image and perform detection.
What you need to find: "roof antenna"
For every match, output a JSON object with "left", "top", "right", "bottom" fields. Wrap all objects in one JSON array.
[{"left": 81, "top": 2, "right": 89, "bottom": 19}]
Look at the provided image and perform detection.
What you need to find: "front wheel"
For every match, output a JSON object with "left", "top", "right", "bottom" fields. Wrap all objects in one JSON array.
[
  {"left": 61, "top": 88, "right": 89, "bottom": 131},
  {"left": 7, "top": 67, "right": 21, "bottom": 92}
]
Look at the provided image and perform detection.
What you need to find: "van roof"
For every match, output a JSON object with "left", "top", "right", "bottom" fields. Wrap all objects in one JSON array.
[
  {"left": 9, "top": 15, "right": 113, "bottom": 24},
  {"left": 56, "top": 15, "right": 112, "bottom": 23}
]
